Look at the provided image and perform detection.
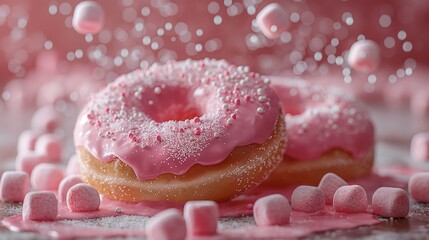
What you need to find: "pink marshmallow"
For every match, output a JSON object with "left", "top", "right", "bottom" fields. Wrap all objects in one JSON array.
[
  {"left": 318, "top": 173, "right": 348, "bottom": 204},
  {"left": 30, "top": 163, "right": 65, "bottom": 191},
  {"left": 256, "top": 3, "right": 289, "bottom": 39},
  {"left": 58, "top": 174, "right": 82, "bottom": 203},
  {"left": 333, "top": 185, "right": 368, "bottom": 213},
  {"left": 0, "top": 171, "right": 30, "bottom": 202},
  {"left": 291, "top": 186, "right": 325, "bottom": 213},
  {"left": 146, "top": 209, "right": 187, "bottom": 240},
  {"left": 31, "top": 105, "right": 60, "bottom": 133},
  {"left": 22, "top": 191, "right": 58, "bottom": 221},
  {"left": 410, "top": 90, "right": 429, "bottom": 117},
  {"left": 410, "top": 132, "right": 429, "bottom": 161},
  {"left": 15, "top": 151, "right": 49, "bottom": 175},
  {"left": 72, "top": 1, "right": 105, "bottom": 34},
  {"left": 17, "top": 130, "right": 39, "bottom": 153},
  {"left": 66, "top": 154, "right": 81, "bottom": 176},
  {"left": 408, "top": 172, "right": 429, "bottom": 202},
  {"left": 347, "top": 40, "right": 381, "bottom": 73},
  {"left": 35, "top": 134, "right": 63, "bottom": 162},
  {"left": 184, "top": 201, "right": 218, "bottom": 235},
  {"left": 67, "top": 183, "right": 100, "bottom": 212},
  {"left": 372, "top": 187, "right": 409, "bottom": 218},
  {"left": 253, "top": 194, "right": 291, "bottom": 226}
]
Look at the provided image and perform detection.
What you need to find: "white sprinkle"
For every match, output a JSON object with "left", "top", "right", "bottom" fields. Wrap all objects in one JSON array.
[
  {"left": 258, "top": 96, "right": 267, "bottom": 102},
  {"left": 256, "top": 88, "right": 264, "bottom": 95},
  {"left": 222, "top": 104, "right": 229, "bottom": 110},
  {"left": 115, "top": 207, "right": 122, "bottom": 213},
  {"left": 257, "top": 107, "right": 264, "bottom": 113},
  {"left": 214, "top": 132, "right": 220, "bottom": 138},
  {"left": 226, "top": 118, "right": 233, "bottom": 125},
  {"left": 154, "top": 87, "right": 161, "bottom": 94}
]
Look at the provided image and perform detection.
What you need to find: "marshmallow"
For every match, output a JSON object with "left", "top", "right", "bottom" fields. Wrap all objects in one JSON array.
[
  {"left": 17, "top": 130, "right": 39, "bottom": 153},
  {"left": 253, "top": 194, "right": 291, "bottom": 226},
  {"left": 347, "top": 40, "right": 381, "bottom": 73},
  {"left": 66, "top": 154, "right": 81, "bottom": 176},
  {"left": 410, "top": 90, "right": 429, "bottom": 117},
  {"left": 58, "top": 174, "right": 82, "bottom": 203},
  {"left": 0, "top": 171, "right": 30, "bottom": 202},
  {"left": 15, "top": 151, "right": 49, "bottom": 175},
  {"left": 22, "top": 191, "right": 58, "bottom": 221},
  {"left": 146, "top": 209, "right": 187, "bottom": 240},
  {"left": 333, "top": 185, "right": 368, "bottom": 213},
  {"left": 372, "top": 187, "right": 409, "bottom": 218},
  {"left": 35, "top": 134, "right": 63, "bottom": 162},
  {"left": 256, "top": 3, "right": 289, "bottom": 39},
  {"left": 67, "top": 183, "right": 100, "bottom": 212},
  {"left": 291, "top": 186, "right": 325, "bottom": 213},
  {"left": 410, "top": 132, "right": 429, "bottom": 161},
  {"left": 72, "top": 1, "right": 105, "bottom": 34},
  {"left": 409, "top": 172, "right": 429, "bottom": 202},
  {"left": 184, "top": 201, "right": 218, "bottom": 235},
  {"left": 318, "top": 173, "right": 348, "bottom": 204},
  {"left": 31, "top": 105, "right": 60, "bottom": 133},
  {"left": 30, "top": 163, "right": 65, "bottom": 191}
]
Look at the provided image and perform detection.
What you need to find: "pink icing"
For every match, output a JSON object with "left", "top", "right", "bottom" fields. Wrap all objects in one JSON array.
[
  {"left": 270, "top": 77, "right": 374, "bottom": 160},
  {"left": 74, "top": 59, "right": 280, "bottom": 180}
]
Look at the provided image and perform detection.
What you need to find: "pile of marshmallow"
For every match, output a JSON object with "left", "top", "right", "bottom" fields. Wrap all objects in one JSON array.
[{"left": 143, "top": 172, "right": 428, "bottom": 240}]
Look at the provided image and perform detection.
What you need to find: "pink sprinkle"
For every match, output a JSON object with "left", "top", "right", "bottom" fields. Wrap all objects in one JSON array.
[
  {"left": 410, "top": 132, "right": 429, "bottom": 161},
  {"left": 179, "top": 128, "right": 185, "bottom": 133},
  {"left": 156, "top": 135, "right": 162, "bottom": 142},
  {"left": 234, "top": 98, "right": 241, "bottom": 105},
  {"left": 58, "top": 175, "right": 83, "bottom": 203},
  {"left": 253, "top": 194, "right": 291, "bottom": 226},
  {"left": 17, "top": 130, "right": 39, "bottom": 153},
  {"left": 146, "top": 209, "right": 187, "bottom": 240},
  {"left": 184, "top": 201, "right": 219, "bottom": 236},
  {"left": 193, "top": 117, "right": 201, "bottom": 123},
  {"left": 30, "top": 163, "right": 65, "bottom": 191},
  {"left": 67, "top": 183, "right": 100, "bottom": 212},
  {"left": 291, "top": 186, "right": 325, "bottom": 213},
  {"left": 22, "top": 191, "right": 58, "bottom": 221},
  {"left": 72, "top": 1, "right": 105, "bottom": 34},
  {"left": 408, "top": 172, "right": 429, "bottom": 202},
  {"left": 15, "top": 151, "right": 49, "bottom": 175},
  {"left": 256, "top": 3, "right": 289, "bottom": 39},
  {"left": 87, "top": 113, "right": 95, "bottom": 120},
  {"left": 245, "top": 95, "right": 251, "bottom": 102},
  {"left": 31, "top": 105, "right": 60, "bottom": 133},
  {"left": 35, "top": 134, "right": 63, "bottom": 162},
  {"left": 333, "top": 185, "right": 368, "bottom": 213},
  {"left": 372, "top": 187, "right": 409, "bottom": 218},
  {"left": 194, "top": 128, "right": 202, "bottom": 135},
  {"left": 347, "top": 40, "right": 380, "bottom": 73},
  {"left": 0, "top": 171, "right": 30, "bottom": 202},
  {"left": 246, "top": 203, "right": 254, "bottom": 210},
  {"left": 230, "top": 113, "right": 237, "bottom": 119},
  {"left": 318, "top": 173, "right": 348, "bottom": 204}
]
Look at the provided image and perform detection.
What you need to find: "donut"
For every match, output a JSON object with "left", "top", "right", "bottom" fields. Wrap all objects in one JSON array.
[
  {"left": 264, "top": 78, "right": 374, "bottom": 186},
  {"left": 74, "top": 59, "right": 285, "bottom": 202}
]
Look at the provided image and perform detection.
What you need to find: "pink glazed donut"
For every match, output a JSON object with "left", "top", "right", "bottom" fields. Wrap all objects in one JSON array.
[
  {"left": 265, "top": 78, "right": 374, "bottom": 186},
  {"left": 74, "top": 59, "right": 285, "bottom": 202}
]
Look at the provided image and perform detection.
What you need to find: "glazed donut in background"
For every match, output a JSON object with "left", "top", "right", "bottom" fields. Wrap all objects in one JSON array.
[
  {"left": 264, "top": 78, "right": 374, "bottom": 186},
  {"left": 74, "top": 59, "right": 285, "bottom": 202}
]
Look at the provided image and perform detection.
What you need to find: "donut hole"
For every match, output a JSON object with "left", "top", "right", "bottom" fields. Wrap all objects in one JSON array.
[{"left": 142, "top": 86, "right": 202, "bottom": 122}]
